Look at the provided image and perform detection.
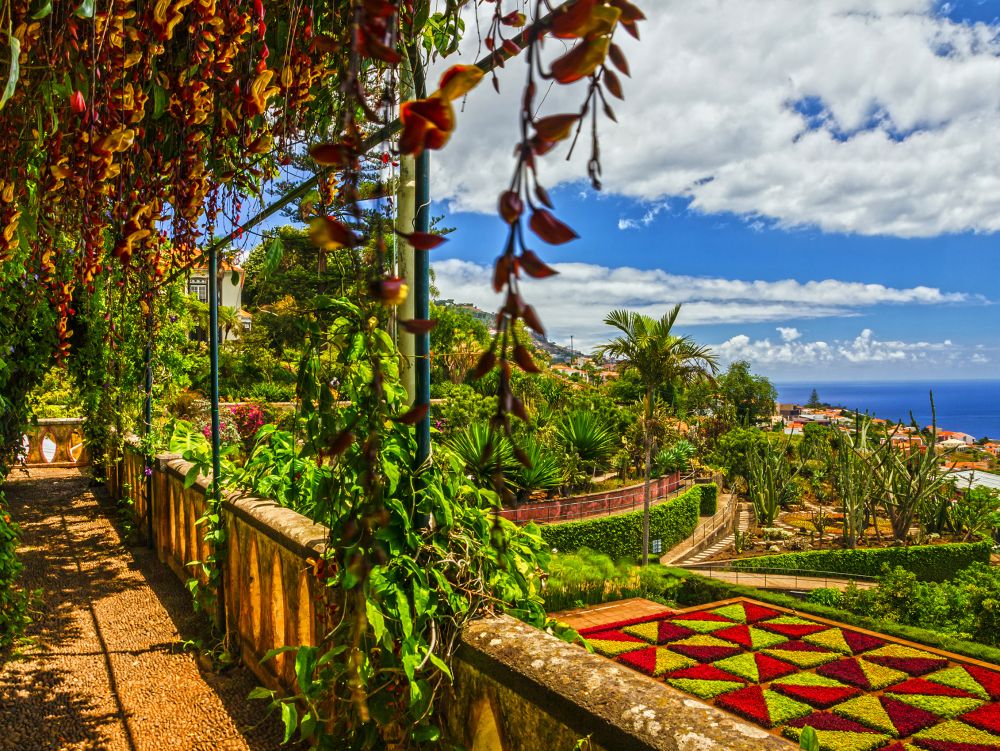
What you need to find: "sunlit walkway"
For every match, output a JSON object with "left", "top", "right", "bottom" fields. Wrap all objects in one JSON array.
[{"left": 0, "top": 467, "right": 284, "bottom": 751}]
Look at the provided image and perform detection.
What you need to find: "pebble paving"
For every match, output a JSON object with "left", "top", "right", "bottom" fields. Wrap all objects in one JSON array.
[{"left": 0, "top": 467, "right": 286, "bottom": 751}]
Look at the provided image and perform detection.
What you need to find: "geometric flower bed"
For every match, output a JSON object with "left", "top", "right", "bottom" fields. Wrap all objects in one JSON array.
[{"left": 578, "top": 598, "right": 1000, "bottom": 750}]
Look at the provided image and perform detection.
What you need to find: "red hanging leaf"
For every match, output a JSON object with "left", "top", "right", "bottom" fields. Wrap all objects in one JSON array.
[
  {"left": 493, "top": 254, "right": 512, "bottom": 292},
  {"left": 400, "top": 319, "right": 437, "bottom": 334},
  {"left": 518, "top": 249, "right": 557, "bottom": 279},
  {"left": 309, "top": 216, "right": 359, "bottom": 249},
  {"left": 438, "top": 64, "right": 485, "bottom": 101},
  {"left": 513, "top": 344, "right": 541, "bottom": 373},
  {"left": 534, "top": 113, "right": 579, "bottom": 142},
  {"left": 501, "top": 11, "right": 526, "bottom": 27},
  {"left": 529, "top": 209, "right": 578, "bottom": 245},
  {"left": 370, "top": 276, "right": 408, "bottom": 306},
  {"left": 471, "top": 349, "right": 496, "bottom": 380},
  {"left": 396, "top": 404, "right": 429, "bottom": 425},
  {"left": 396, "top": 230, "right": 447, "bottom": 250},
  {"left": 521, "top": 304, "right": 545, "bottom": 336},
  {"left": 309, "top": 142, "right": 353, "bottom": 167},
  {"left": 609, "top": 0, "right": 646, "bottom": 24},
  {"left": 549, "top": 0, "right": 597, "bottom": 38},
  {"left": 609, "top": 43, "right": 631, "bottom": 77},
  {"left": 550, "top": 37, "right": 611, "bottom": 84},
  {"left": 603, "top": 68, "right": 624, "bottom": 100},
  {"left": 499, "top": 190, "right": 524, "bottom": 224},
  {"left": 534, "top": 183, "right": 554, "bottom": 209},
  {"left": 510, "top": 395, "right": 529, "bottom": 422},
  {"left": 329, "top": 430, "right": 356, "bottom": 457},
  {"left": 399, "top": 95, "right": 455, "bottom": 156},
  {"left": 502, "top": 39, "right": 521, "bottom": 56},
  {"left": 513, "top": 446, "right": 533, "bottom": 468}
]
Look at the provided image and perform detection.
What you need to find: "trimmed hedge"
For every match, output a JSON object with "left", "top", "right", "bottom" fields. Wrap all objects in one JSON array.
[
  {"left": 727, "top": 538, "right": 992, "bottom": 582},
  {"left": 540, "top": 485, "right": 702, "bottom": 562},
  {"left": 662, "top": 567, "right": 1000, "bottom": 667},
  {"left": 698, "top": 482, "right": 718, "bottom": 516}
]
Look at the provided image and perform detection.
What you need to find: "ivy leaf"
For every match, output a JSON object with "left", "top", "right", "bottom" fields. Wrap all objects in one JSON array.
[
  {"left": 799, "top": 726, "right": 820, "bottom": 751},
  {"left": 74, "top": 0, "right": 96, "bottom": 18},
  {"left": 247, "top": 686, "right": 274, "bottom": 700},
  {"left": 152, "top": 83, "right": 167, "bottom": 119},
  {"left": 0, "top": 35, "right": 21, "bottom": 112},
  {"left": 31, "top": 0, "right": 52, "bottom": 20}
]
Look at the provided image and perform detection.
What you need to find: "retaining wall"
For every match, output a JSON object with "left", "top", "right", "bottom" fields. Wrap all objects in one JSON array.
[
  {"left": 499, "top": 473, "right": 683, "bottom": 524},
  {"left": 110, "top": 446, "right": 781, "bottom": 750}
]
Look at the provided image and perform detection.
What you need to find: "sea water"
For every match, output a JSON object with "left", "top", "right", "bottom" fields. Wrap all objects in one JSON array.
[{"left": 774, "top": 380, "right": 1000, "bottom": 440}]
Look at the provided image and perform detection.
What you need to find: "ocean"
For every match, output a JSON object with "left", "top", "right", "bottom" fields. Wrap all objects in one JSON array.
[{"left": 774, "top": 380, "right": 1000, "bottom": 440}]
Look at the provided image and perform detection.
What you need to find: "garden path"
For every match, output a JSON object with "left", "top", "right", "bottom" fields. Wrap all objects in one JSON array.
[{"left": 0, "top": 467, "right": 286, "bottom": 751}]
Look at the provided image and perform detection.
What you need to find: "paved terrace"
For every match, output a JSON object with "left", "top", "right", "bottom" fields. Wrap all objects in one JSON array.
[{"left": 0, "top": 467, "right": 285, "bottom": 751}]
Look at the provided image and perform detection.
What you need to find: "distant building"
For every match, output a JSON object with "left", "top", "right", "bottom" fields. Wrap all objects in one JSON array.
[
  {"left": 187, "top": 261, "right": 251, "bottom": 341},
  {"left": 776, "top": 403, "right": 801, "bottom": 420}
]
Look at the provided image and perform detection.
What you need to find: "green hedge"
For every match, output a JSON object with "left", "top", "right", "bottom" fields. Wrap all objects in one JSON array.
[
  {"left": 662, "top": 567, "right": 1000, "bottom": 667},
  {"left": 727, "top": 538, "right": 992, "bottom": 582},
  {"left": 698, "top": 482, "right": 718, "bottom": 516},
  {"left": 540, "top": 486, "right": 702, "bottom": 562}
]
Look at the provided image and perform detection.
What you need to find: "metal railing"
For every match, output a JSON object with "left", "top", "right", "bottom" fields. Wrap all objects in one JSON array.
[
  {"left": 672, "top": 561, "right": 878, "bottom": 590},
  {"left": 501, "top": 473, "right": 694, "bottom": 524}
]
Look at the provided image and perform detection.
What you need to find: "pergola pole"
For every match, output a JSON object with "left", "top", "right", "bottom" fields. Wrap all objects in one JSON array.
[
  {"left": 143, "top": 301, "right": 154, "bottom": 546},
  {"left": 208, "top": 243, "right": 225, "bottom": 628}
]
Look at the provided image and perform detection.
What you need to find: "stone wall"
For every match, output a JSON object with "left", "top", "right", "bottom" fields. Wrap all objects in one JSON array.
[
  {"left": 499, "top": 473, "right": 684, "bottom": 524},
  {"left": 112, "top": 447, "right": 787, "bottom": 750}
]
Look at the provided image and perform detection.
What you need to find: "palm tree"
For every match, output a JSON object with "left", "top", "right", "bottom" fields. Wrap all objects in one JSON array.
[{"left": 594, "top": 305, "right": 718, "bottom": 564}]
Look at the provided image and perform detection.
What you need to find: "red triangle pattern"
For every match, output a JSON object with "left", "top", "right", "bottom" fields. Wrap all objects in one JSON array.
[
  {"left": 716, "top": 685, "right": 771, "bottom": 725},
  {"left": 888, "top": 677, "right": 978, "bottom": 698},
  {"left": 966, "top": 666, "right": 1000, "bottom": 701},
  {"left": 657, "top": 621, "right": 696, "bottom": 643},
  {"left": 742, "top": 602, "right": 782, "bottom": 623},
  {"left": 670, "top": 643, "right": 742, "bottom": 662},
  {"left": 618, "top": 647, "right": 659, "bottom": 675},
  {"left": 761, "top": 621, "right": 829, "bottom": 638},
  {"left": 867, "top": 655, "right": 950, "bottom": 676},
  {"left": 714, "top": 624, "right": 754, "bottom": 648},
  {"left": 961, "top": 704, "right": 1000, "bottom": 735},
  {"left": 841, "top": 630, "right": 886, "bottom": 654},
  {"left": 753, "top": 652, "right": 800, "bottom": 681},
  {"left": 667, "top": 663, "right": 747, "bottom": 683},
  {"left": 673, "top": 611, "right": 733, "bottom": 623},
  {"left": 585, "top": 628, "right": 644, "bottom": 643},
  {"left": 881, "top": 695, "right": 940, "bottom": 736},
  {"left": 786, "top": 711, "right": 878, "bottom": 732},
  {"left": 773, "top": 682, "right": 860, "bottom": 708},
  {"left": 817, "top": 657, "right": 875, "bottom": 689},
  {"left": 913, "top": 740, "right": 1000, "bottom": 751}
]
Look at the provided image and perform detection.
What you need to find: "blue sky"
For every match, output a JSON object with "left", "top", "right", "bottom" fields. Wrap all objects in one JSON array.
[{"left": 423, "top": 0, "right": 1000, "bottom": 381}]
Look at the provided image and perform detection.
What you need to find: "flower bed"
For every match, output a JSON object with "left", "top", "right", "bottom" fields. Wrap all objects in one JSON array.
[{"left": 576, "top": 597, "right": 1000, "bottom": 750}]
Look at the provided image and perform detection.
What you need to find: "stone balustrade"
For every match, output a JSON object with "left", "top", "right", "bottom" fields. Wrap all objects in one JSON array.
[
  {"left": 21, "top": 417, "right": 89, "bottom": 466},
  {"left": 109, "top": 445, "right": 786, "bottom": 751}
]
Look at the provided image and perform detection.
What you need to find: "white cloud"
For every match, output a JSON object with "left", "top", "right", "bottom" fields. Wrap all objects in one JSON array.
[
  {"left": 715, "top": 327, "right": 970, "bottom": 367},
  {"left": 777, "top": 327, "right": 802, "bottom": 342},
  {"left": 433, "top": 1, "right": 1000, "bottom": 237},
  {"left": 433, "top": 258, "right": 969, "bottom": 349}
]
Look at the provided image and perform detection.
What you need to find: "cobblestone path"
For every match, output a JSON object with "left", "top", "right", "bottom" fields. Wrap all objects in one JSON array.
[{"left": 0, "top": 467, "right": 285, "bottom": 751}]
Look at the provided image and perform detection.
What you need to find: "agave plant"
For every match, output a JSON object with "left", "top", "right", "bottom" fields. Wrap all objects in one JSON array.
[
  {"left": 654, "top": 439, "right": 695, "bottom": 476},
  {"left": 511, "top": 437, "right": 564, "bottom": 502},
  {"left": 445, "top": 422, "right": 516, "bottom": 490},
  {"left": 556, "top": 410, "right": 616, "bottom": 467}
]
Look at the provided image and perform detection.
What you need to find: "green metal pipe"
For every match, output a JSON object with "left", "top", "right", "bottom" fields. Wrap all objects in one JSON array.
[
  {"left": 208, "top": 247, "right": 222, "bottom": 501},
  {"left": 414, "top": 149, "right": 431, "bottom": 473}
]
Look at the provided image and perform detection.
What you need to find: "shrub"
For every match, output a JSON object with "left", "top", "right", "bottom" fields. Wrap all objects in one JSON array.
[
  {"left": 698, "top": 482, "right": 718, "bottom": 516},
  {"left": 543, "top": 548, "right": 681, "bottom": 612},
  {"left": 0, "top": 492, "right": 29, "bottom": 649},
  {"left": 540, "top": 485, "right": 702, "bottom": 561},
  {"left": 728, "top": 538, "right": 991, "bottom": 582}
]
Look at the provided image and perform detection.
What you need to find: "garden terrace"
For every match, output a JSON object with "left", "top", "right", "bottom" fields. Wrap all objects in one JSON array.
[{"left": 577, "top": 596, "right": 1000, "bottom": 751}]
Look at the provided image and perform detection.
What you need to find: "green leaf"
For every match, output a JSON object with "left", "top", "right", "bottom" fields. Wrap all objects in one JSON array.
[
  {"left": 0, "top": 35, "right": 20, "bottom": 112},
  {"left": 152, "top": 83, "right": 167, "bottom": 119},
  {"left": 31, "top": 0, "right": 52, "bottom": 19},
  {"left": 74, "top": 0, "right": 95, "bottom": 18},
  {"left": 299, "top": 711, "right": 317, "bottom": 740},
  {"left": 261, "top": 645, "right": 296, "bottom": 663},
  {"left": 247, "top": 686, "right": 274, "bottom": 701},
  {"left": 295, "top": 647, "right": 316, "bottom": 695},
  {"left": 366, "top": 598, "right": 387, "bottom": 643},
  {"left": 412, "top": 724, "right": 441, "bottom": 742},
  {"left": 799, "top": 726, "right": 820, "bottom": 751},
  {"left": 230, "top": 269, "right": 240, "bottom": 286},
  {"left": 280, "top": 701, "right": 298, "bottom": 745}
]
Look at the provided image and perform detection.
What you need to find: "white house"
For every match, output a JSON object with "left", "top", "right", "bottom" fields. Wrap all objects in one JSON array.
[{"left": 187, "top": 261, "right": 251, "bottom": 341}]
